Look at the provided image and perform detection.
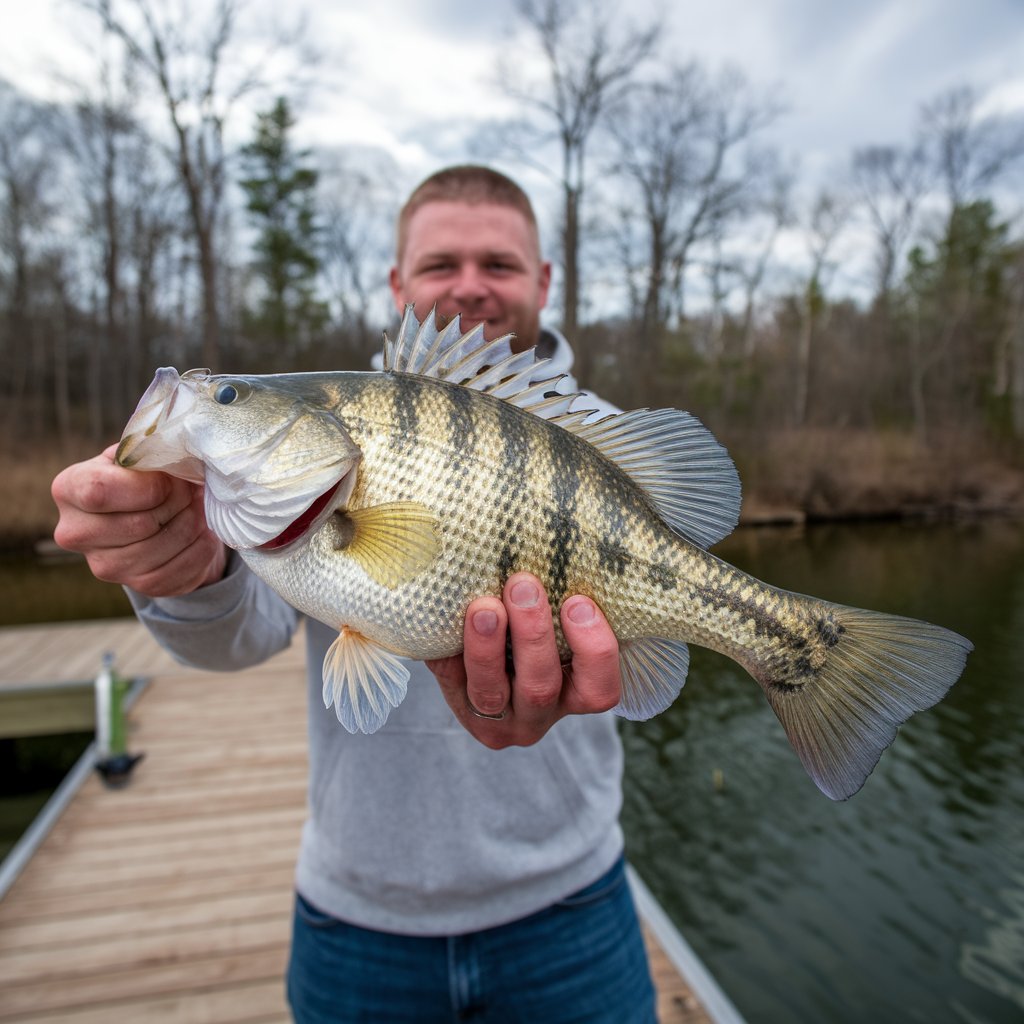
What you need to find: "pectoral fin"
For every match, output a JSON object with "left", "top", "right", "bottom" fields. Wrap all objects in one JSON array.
[
  {"left": 323, "top": 626, "right": 410, "bottom": 734},
  {"left": 334, "top": 501, "right": 441, "bottom": 588},
  {"left": 615, "top": 636, "right": 690, "bottom": 720}
]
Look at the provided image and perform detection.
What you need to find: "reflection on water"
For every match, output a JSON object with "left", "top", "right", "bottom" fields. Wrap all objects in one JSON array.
[{"left": 621, "top": 518, "right": 1024, "bottom": 1024}]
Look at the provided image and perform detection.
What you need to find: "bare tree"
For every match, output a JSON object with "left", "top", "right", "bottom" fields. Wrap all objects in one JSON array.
[
  {"left": 60, "top": 66, "right": 138, "bottom": 443},
  {"left": 794, "top": 189, "right": 849, "bottom": 427},
  {"left": 733, "top": 158, "right": 795, "bottom": 357},
  {"left": 918, "top": 84, "right": 1024, "bottom": 215},
  {"left": 123, "top": 151, "right": 181, "bottom": 401},
  {"left": 851, "top": 143, "right": 928, "bottom": 304},
  {"left": 496, "top": 0, "right": 658, "bottom": 347},
  {"left": 317, "top": 150, "right": 400, "bottom": 362},
  {"left": 610, "top": 61, "right": 781, "bottom": 381},
  {"left": 0, "top": 84, "right": 58, "bottom": 444},
  {"left": 80, "top": 0, "right": 304, "bottom": 370}
]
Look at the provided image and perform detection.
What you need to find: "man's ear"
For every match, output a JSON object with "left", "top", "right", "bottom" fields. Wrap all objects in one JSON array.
[
  {"left": 538, "top": 261, "right": 552, "bottom": 309},
  {"left": 388, "top": 266, "right": 405, "bottom": 314}
]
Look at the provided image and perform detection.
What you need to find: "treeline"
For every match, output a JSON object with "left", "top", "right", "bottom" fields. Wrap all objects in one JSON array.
[{"left": 1, "top": 0, "right": 1023, "bottom": 462}]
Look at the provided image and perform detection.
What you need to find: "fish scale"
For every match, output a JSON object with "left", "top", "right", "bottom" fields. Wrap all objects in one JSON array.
[
  {"left": 114, "top": 307, "right": 972, "bottom": 800},
  {"left": 245, "top": 371, "right": 691, "bottom": 661}
]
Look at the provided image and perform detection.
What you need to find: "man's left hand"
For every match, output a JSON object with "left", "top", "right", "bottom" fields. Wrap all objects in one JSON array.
[{"left": 426, "top": 572, "right": 622, "bottom": 746}]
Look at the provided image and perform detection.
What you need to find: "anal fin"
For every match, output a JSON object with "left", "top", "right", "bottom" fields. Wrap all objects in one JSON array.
[
  {"left": 615, "top": 636, "right": 690, "bottom": 720},
  {"left": 323, "top": 626, "right": 410, "bottom": 733}
]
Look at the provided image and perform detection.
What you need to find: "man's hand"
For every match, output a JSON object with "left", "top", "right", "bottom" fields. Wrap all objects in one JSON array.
[
  {"left": 52, "top": 444, "right": 227, "bottom": 597},
  {"left": 427, "top": 572, "right": 621, "bottom": 747}
]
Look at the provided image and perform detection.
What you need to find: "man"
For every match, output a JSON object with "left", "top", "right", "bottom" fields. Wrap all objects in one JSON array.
[{"left": 52, "top": 166, "right": 657, "bottom": 1022}]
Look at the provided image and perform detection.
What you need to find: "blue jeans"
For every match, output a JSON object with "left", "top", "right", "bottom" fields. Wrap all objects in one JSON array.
[{"left": 286, "top": 856, "right": 656, "bottom": 1023}]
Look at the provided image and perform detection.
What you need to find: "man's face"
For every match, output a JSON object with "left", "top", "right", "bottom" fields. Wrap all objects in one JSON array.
[{"left": 390, "top": 200, "right": 552, "bottom": 353}]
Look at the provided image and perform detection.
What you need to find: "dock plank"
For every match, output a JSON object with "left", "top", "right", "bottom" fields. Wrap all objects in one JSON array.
[
  {"left": 18, "top": 980, "right": 290, "bottom": 1024},
  {"left": 0, "top": 620, "right": 713, "bottom": 1024}
]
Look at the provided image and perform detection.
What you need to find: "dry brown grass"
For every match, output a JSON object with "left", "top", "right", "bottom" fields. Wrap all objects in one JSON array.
[{"left": 733, "top": 427, "right": 1024, "bottom": 522}]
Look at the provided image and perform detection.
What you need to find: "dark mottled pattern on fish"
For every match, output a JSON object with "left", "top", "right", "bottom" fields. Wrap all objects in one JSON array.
[
  {"left": 540, "top": 420, "right": 582, "bottom": 608},
  {"left": 646, "top": 561, "right": 677, "bottom": 591},
  {"left": 446, "top": 383, "right": 478, "bottom": 478},
  {"left": 390, "top": 374, "right": 420, "bottom": 453},
  {"left": 493, "top": 396, "right": 531, "bottom": 587},
  {"left": 596, "top": 483, "right": 631, "bottom": 577},
  {"left": 816, "top": 616, "right": 846, "bottom": 648},
  {"left": 695, "top": 564, "right": 811, "bottom": 653},
  {"left": 597, "top": 536, "right": 630, "bottom": 576}
]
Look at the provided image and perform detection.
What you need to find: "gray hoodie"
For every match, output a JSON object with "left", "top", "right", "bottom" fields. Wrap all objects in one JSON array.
[{"left": 128, "top": 326, "right": 625, "bottom": 936}]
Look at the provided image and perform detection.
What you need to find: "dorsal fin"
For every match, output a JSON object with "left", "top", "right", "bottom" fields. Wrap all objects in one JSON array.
[
  {"left": 381, "top": 307, "right": 740, "bottom": 547},
  {"left": 383, "top": 305, "right": 522, "bottom": 382},
  {"left": 567, "top": 408, "right": 741, "bottom": 549},
  {"left": 383, "top": 305, "right": 601, "bottom": 421}
]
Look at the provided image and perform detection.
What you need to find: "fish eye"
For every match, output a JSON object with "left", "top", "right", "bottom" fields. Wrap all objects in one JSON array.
[{"left": 213, "top": 380, "right": 250, "bottom": 405}]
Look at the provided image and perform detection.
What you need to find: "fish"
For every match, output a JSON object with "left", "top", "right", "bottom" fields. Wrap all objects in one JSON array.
[{"left": 115, "top": 306, "right": 972, "bottom": 800}]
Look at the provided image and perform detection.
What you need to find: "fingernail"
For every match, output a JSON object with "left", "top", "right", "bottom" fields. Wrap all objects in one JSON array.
[
  {"left": 510, "top": 579, "right": 538, "bottom": 608},
  {"left": 566, "top": 599, "right": 595, "bottom": 625},
  {"left": 472, "top": 610, "right": 499, "bottom": 637}
]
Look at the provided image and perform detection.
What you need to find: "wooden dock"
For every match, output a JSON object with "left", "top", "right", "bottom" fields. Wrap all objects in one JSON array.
[{"left": 0, "top": 620, "right": 719, "bottom": 1023}]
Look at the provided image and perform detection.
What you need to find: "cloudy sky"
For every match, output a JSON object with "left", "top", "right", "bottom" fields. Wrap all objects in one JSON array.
[
  {"left": 6, "top": 0, "right": 1023, "bottom": 174},
  {"left": 3, "top": 0, "right": 1023, "bottom": 306}
]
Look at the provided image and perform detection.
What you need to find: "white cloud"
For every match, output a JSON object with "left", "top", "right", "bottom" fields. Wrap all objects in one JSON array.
[{"left": 978, "top": 77, "right": 1024, "bottom": 119}]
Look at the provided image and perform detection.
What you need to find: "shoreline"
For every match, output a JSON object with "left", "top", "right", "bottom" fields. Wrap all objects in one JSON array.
[
  {"left": 4, "top": 430, "right": 1023, "bottom": 556},
  {"left": 8, "top": 493, "right": 1023, "bottom": 560}
]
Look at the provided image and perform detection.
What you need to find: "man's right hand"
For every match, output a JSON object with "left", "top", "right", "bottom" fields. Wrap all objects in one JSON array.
[{"left": 52, "top": 444, "right": 227, "bottom": 597}]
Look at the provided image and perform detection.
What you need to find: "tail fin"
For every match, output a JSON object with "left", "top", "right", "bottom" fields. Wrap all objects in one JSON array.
[{"left": 756, "top": 604, "right": 972, "bottom": 800}]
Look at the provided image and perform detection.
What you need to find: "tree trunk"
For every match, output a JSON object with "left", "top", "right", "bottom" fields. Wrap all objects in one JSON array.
[
  {"left": 909, "top": 301, "right": 928, "bottom": 442},
  {"left": 1010, "top": 261, "right": 1024, "bottom": 439},
  {"left": 562, "top": 182, "right": 580, "bottom": 348},
  {"left": 198, "top": 229, "right": 221, "bottom": 370},
  {"left": 3, "top": 267, "right": 31, "bottom": 445},
  {"left": 795, "top": 299, "right": 812, "bottom": 428},
  {"left": 52, "top": 282, "right": 73, "bottom": 453},
  {"left": 87, "top": 288, "right": 105, "bottom": 447}
]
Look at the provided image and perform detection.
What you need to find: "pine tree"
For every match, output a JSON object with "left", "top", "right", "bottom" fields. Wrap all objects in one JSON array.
[{"left": 239, "top": 97, "right": 327, "bottom": 346}]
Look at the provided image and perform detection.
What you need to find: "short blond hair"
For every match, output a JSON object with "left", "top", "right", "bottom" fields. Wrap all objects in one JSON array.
[{"left": 396, "top": 165, "right": 541, "bottom": 263}]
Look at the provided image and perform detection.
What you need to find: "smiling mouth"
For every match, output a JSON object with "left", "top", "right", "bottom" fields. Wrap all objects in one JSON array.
[{"left": 439, "top": 311, "right": 491, "bottom": 330}]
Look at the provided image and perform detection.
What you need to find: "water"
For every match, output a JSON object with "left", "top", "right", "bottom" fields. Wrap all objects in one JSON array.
[
  {"left": 0, "top": 732, "right": 92, "bottom": 861},
  {"left": 621, "top": 518, "right": 1024, "bottom": 1024},
  {"left": 0, "top": 553, "right": 129, "bottom": 861}
]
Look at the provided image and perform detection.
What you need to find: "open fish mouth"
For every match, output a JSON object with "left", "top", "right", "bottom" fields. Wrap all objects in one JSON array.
[
  {"left": 115, "top": 367, "right": 204, "bottom": 481},
  {"left": 116, "top": 366, "right": 364, "bottom": 552},
  {"left": 257, "top": 470, "right": 355, "bottom": 552}
]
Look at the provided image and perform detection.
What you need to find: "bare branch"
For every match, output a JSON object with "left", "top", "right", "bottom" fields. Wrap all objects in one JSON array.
[
  {"left": 494, "top": 0, "right": 660, "bottom": 340},
  {"left": 918, "top": 84, "right": 1024, "bottom": 211}
]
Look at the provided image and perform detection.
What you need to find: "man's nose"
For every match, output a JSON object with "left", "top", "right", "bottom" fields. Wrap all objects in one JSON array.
[{"left": 450, "top": 265, "right": 488, "bottom": 300}]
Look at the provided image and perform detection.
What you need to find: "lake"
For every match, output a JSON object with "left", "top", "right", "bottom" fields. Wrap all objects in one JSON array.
[
  {"left": 621, "top": 518, "right": 1024, "bottom": 1024},
  {"left": 2, "top": 519, "right": 1022, "bottom": 1022}
]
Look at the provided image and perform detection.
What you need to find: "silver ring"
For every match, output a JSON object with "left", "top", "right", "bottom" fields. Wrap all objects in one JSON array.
[{"left": 468, "top": 703, "right": 507, "bottom": 721}]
